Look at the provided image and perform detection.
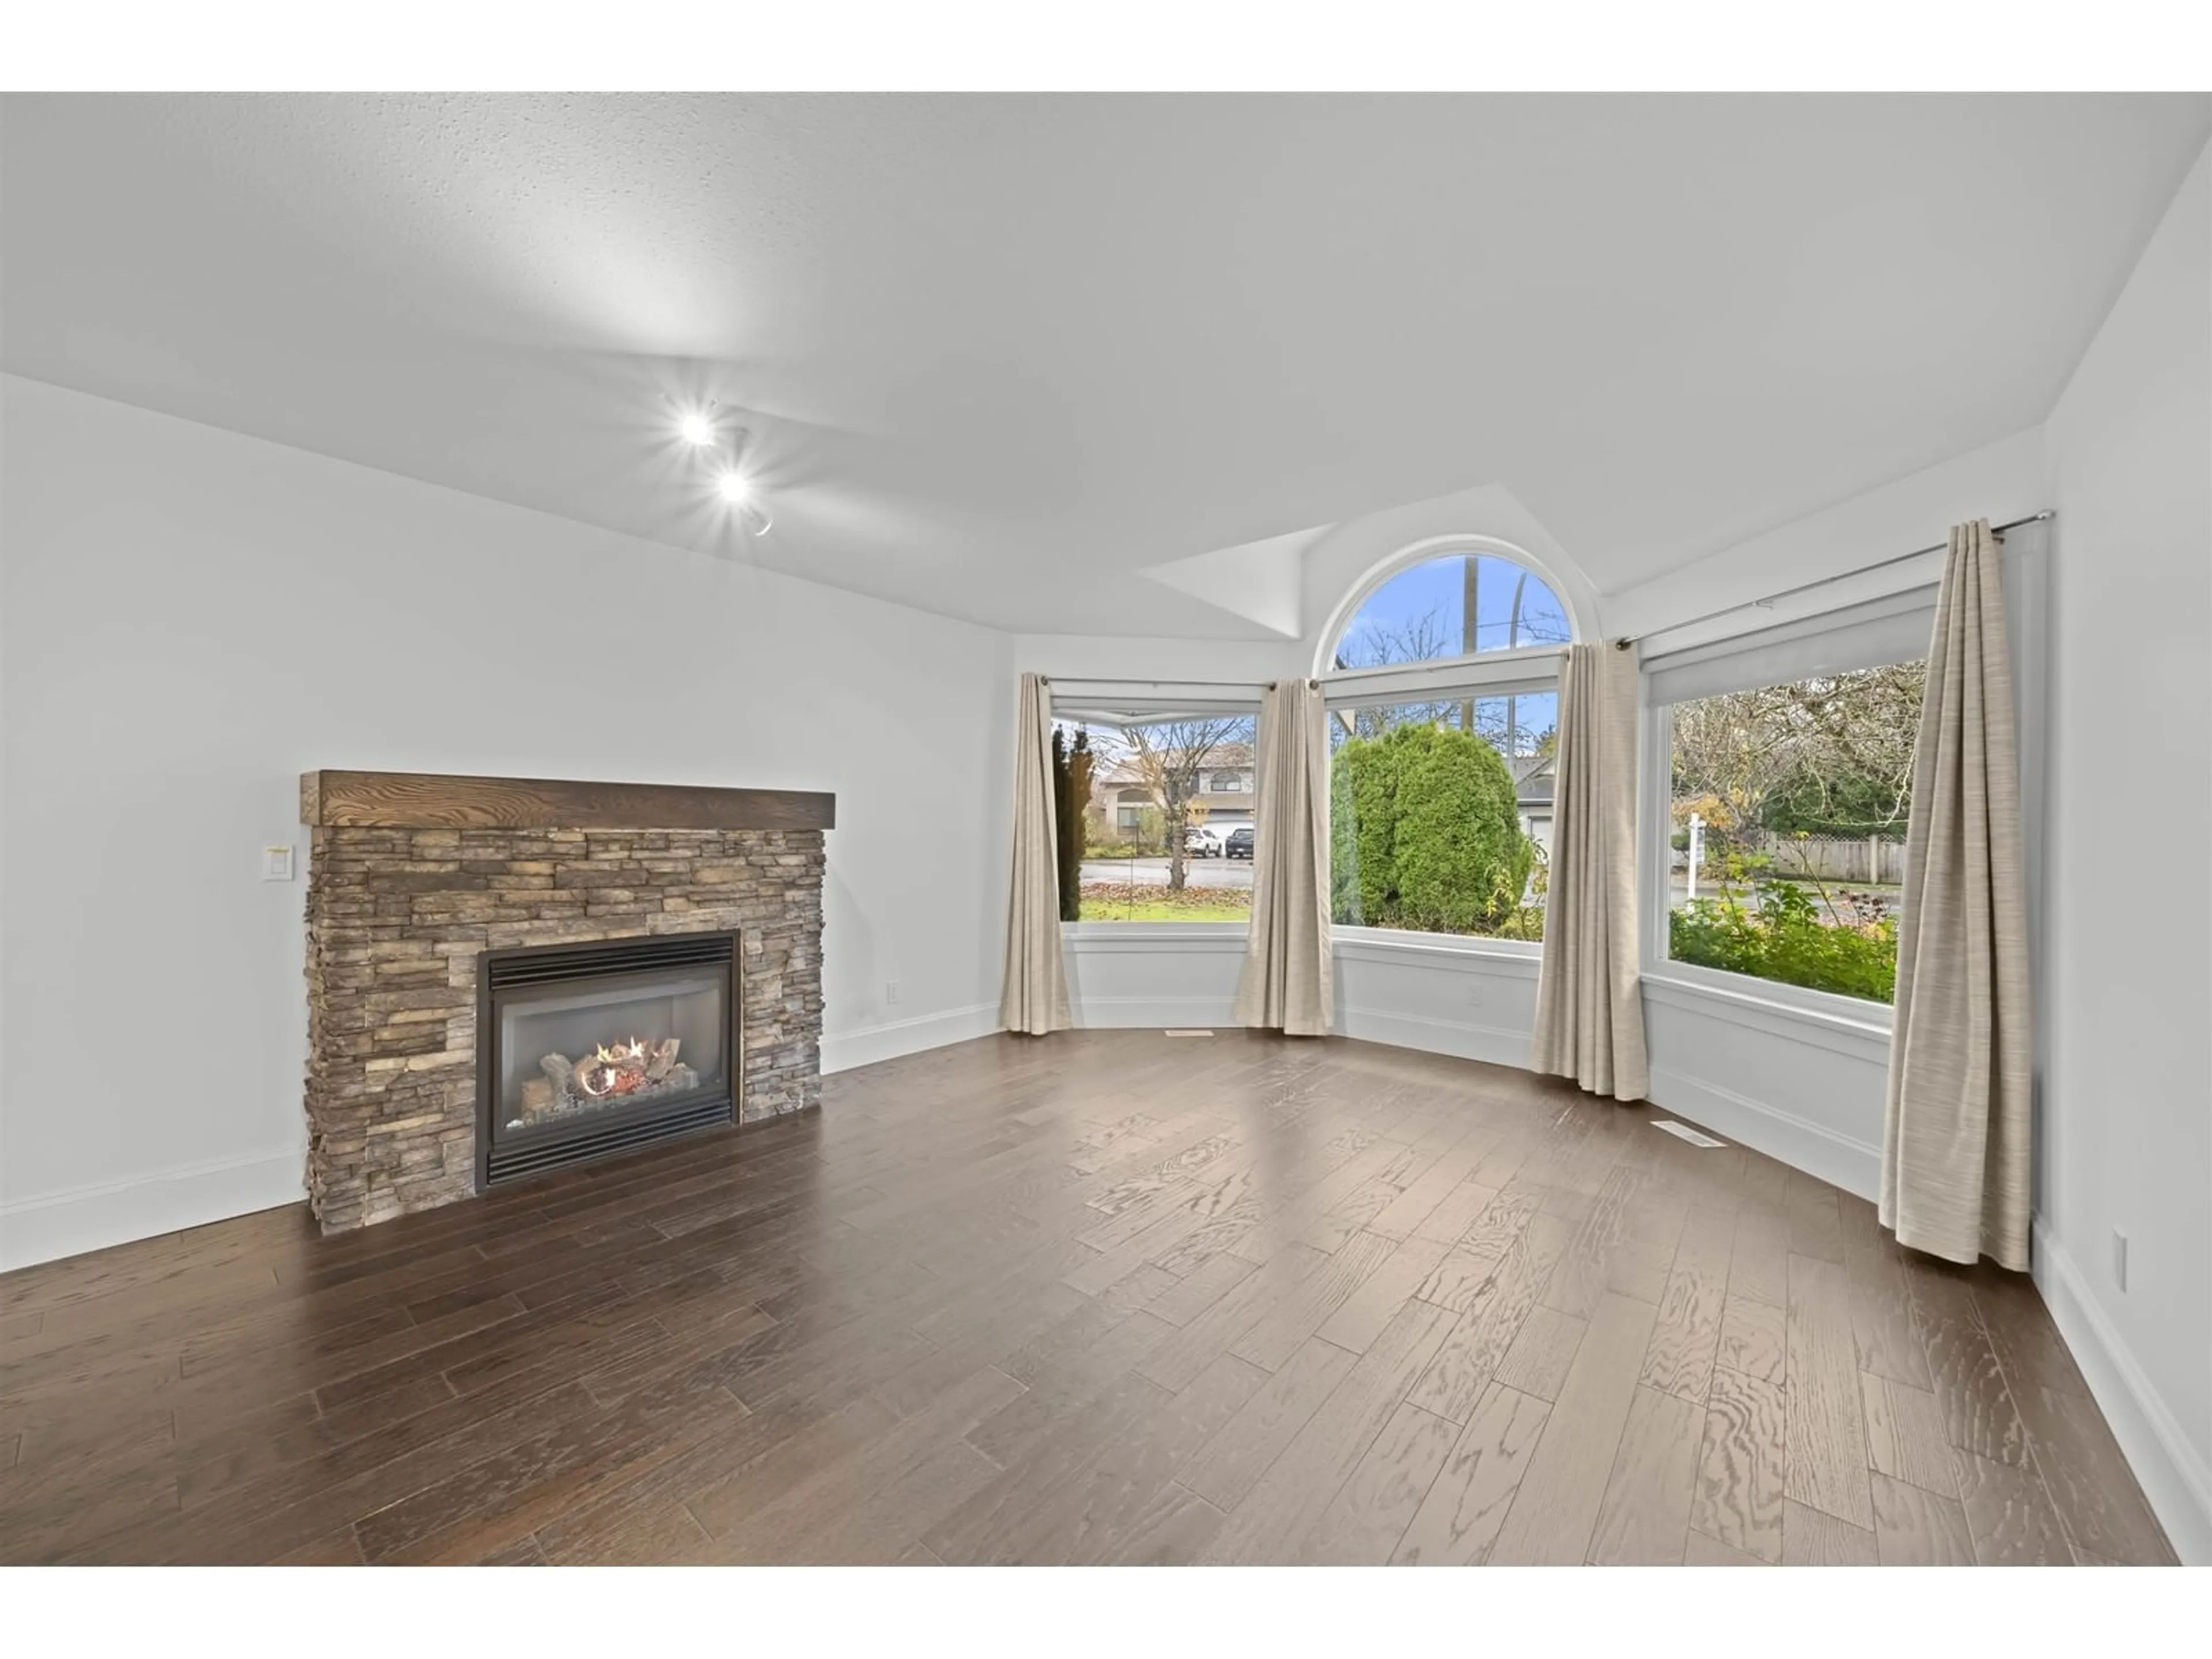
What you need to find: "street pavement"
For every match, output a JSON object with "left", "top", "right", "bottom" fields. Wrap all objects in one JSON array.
[{"left": 1080, "top": 856, "right": 1254, "bottom": 889}]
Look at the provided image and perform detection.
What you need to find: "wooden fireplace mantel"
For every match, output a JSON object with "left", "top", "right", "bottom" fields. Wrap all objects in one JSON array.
[{"left": 300, "top": 769, "right": 837, "bottom": 832}]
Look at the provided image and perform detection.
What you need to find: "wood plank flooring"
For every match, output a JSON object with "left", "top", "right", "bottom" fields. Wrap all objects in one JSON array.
[{"left": 0, "top": 1031, "right": 2176, "bottom": 1566}]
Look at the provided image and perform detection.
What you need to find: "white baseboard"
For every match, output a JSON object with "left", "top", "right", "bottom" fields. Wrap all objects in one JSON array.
[
  {"left": 0, "top": 1003, "right": 994, "bottom": 1272},
  {"left": 1338, "top": 1004, "right": 1532, "bottom": 1069},
  {"left": 820, "top": 1001, "right": 1000, "bottom": 1074},
  {"left": 1075, "top": 995, "right": 1240, "bottom": 1029},
  {"left": 1645, "top": 1065, "right": 1880, "bottom": 1200},
  {"left": 2032, "top": 1218, "right": 2212, "bottom": 1564},
  {"left": 0, "top": 1145, "right": 306, "bottom": 1273}
]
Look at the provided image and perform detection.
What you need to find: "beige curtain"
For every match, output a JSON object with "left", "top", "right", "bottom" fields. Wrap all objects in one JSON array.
[
  {"left": 999, "top": 672, "right": 1071, "bottom": 1036},
  {"left": 1234, "top": 679, "right": 1332, "bottom": 1035},
  {"left": 1530, "top": 642, "right": 1649, "bottom": 1100},
  {"left": 1880, "top": 520, "right": 2033, "bottom": 1270}
]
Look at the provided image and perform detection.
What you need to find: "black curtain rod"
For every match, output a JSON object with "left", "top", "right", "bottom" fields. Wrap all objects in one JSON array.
[{"left": 1620, "top": 510, "right": 2052, "bottom": 647}]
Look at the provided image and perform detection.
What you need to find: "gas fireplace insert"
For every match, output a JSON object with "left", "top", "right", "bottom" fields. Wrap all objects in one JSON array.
[{"left": 476, "top": 930, "right": 740, "bottom": 1188}]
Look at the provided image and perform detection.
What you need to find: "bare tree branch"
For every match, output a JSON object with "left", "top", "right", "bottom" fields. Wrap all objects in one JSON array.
[{"left": 1117, "top": 718, "right": 1247, "bottom": 891}]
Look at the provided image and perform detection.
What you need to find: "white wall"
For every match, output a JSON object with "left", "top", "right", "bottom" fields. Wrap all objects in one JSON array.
[
  {"left": 1062, "top": 927, "right": 1540, "bottom": 1072},
  {"left": 0, "top": 376, "right": 1012, "bottom": 1268},
  {"left": 1062, "top": 927, "right": 1246, "bottom": 1028},
  {"left": 1643, "top": 980, "right": 1889, "bottom": 1199},
  {"left": 1334, "top": 935, "right": 1540, "bottom": 1068},
  {"left": 1012, "top": 631, "right": 1301, "bottom": 688},
  {"left": 1604, "top": 425, "right": 2050, "bottom": 651},
  {"left": 2040, "top": 139, "right": 2212, "bottom": 1560}
]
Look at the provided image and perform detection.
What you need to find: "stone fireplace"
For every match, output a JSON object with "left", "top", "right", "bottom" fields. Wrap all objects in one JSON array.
[{"left": 300, "top": 770, "right": 833, "bottom": 1233}]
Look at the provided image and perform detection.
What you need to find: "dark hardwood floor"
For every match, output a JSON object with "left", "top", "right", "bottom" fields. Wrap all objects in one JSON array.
[{"left": 0, "top": 1031, "right": 2176, "bottom": 1566}]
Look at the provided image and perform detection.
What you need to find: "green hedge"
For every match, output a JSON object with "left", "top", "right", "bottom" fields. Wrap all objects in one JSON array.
[
  {"left": 1330, "top": 724, "right": 1532, "bottom": 935},
  {"left": 1669, "top": 881, "right": 1897, "bottom": 1002}
]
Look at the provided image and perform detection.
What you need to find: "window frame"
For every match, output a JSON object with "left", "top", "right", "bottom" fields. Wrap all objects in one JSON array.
[
  {"left": 1313, "top": 533, "right": 1589, "bottom": 684},
  {"left": 1635, "top": 595, "right": 1940, "bottom": 1025},
  {"left": 1637, "top": 696, "right": 1903, "bottom": 1030},
  {"left": 1321, "top": 683, "right": 1558, "bottom": 959},
  {"left": 1317, "top": 540, "right": 1576, "bottom": 958},
  {"left": 1634, "top": 519, "right": 2052, "bottom": 1043},
  {"left": 1050, "top": 702, "right": 1262, "bottom": 935}
]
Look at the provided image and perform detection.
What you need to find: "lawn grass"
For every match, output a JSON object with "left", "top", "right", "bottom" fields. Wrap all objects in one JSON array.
[{"left": 1077, "top": 881, "right": 1252, "bottom": 923}]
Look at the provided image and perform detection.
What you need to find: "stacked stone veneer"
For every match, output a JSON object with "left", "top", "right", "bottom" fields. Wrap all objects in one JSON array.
[{"left": 304, "top": 825, "right": 825, "bottom": 1233}]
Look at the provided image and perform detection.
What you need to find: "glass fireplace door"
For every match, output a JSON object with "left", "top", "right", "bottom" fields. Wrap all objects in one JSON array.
[{"left": 494, "top": 965, "right": 730, "bottom": 1134}]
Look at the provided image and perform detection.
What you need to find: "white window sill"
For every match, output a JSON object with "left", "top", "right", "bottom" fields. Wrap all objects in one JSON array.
[
  {"left": 1641, "top": 967, "right": 1893, "bottom": 1059},
  {"left": 1062, "top": 922, "right": 1249, "bottom": 950},
  {"left": 1332, "top": 927, "right": 1543, "bottom": 974},
  {"left": 1058, "top": 923, "right": 1544, "bottom": 975}
]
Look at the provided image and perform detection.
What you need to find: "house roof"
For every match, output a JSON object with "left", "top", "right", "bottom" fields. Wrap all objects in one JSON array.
[
  {"left": 1094, "top": 742, "right": 1551, "bottom": 804},
  {"left": 1514, "top": 752, "right": 1555, "bottom": 805},
  {"left": 1094, "top": 742, "right": 1254, "bottom": 786}
]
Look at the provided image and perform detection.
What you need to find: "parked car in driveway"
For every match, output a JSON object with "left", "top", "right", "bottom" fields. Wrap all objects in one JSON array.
[
  {"left": 1184, "top": 825, "right": 1225, "bottom": 858},
  {"left": 1225, "top": 826, "right": 1254, "bottom": 859}
]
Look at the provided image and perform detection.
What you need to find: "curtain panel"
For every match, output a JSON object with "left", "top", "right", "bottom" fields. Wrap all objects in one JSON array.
[
  {"left": 1880, "top": 520, "right": 2033, "bottom": 1269},
  {"left": 1233, "top": 679, "right": 1332, "bottom": 1035},
  {"left": 1529, "top": 641, "right": 1649, "bottom": 1100},
  {"left": 999, "top": 672, "right": 1071, "bottom": 1036}
]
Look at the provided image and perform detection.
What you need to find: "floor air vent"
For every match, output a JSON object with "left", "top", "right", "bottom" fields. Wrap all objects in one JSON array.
[{"left": 1650, "top": 1119, "right": 1728, "bottom": 1149}]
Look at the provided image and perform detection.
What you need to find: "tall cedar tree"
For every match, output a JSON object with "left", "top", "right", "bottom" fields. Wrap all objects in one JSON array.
[
  {"left": 1050, "top": 727, "right": 1091, "bottom": 922},
  {"left": 1330, "top": 724, "right": 1531, "bottom": 934}
]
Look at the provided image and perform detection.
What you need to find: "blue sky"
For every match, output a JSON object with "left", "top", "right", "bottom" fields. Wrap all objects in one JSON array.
[{"left": 1339, "top": 555, "right": 1572, "bottom": 666}]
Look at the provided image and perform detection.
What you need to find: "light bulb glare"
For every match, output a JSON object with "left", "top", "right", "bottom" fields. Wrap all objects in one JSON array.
[
  {"left": 679, "top": 412, "right": 715, "bottom": 445},
  {"left": 717, "top": 471, "right": 751, "bottom": 505}
]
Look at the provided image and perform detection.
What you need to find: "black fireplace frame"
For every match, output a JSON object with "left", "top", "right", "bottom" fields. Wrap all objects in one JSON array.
[{"left": 474, "top": 929, "right": 743, "bottom": 1190}]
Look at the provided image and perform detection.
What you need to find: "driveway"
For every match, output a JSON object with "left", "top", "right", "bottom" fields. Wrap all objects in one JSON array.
[{"left": 1081, "top": 857, "right": 1254, "bottom": 890}]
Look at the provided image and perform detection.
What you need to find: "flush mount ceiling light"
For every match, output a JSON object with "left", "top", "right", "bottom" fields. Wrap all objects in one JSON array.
[
  {"left": 709, "top": 430, "right": 772, "bottom": 536},
  {"left": 667, "top": 398, "right": 772, "bottom": 536}
]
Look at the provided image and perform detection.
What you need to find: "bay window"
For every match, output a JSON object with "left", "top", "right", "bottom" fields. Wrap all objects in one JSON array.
[{"left": 1643, "top": 593, "right": 1936, "bottom": 1006}]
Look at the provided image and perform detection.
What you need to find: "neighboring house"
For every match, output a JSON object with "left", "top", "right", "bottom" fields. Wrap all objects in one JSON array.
[
  {"left": 1088, "top": 741, "right": 1550, "bottom": 852},
  {"left": 1090, "top": 743, "right": 1257, "bottom": 842},
  {"left": 1513, "top": 752, "right": 1555, "bottom": 858}
]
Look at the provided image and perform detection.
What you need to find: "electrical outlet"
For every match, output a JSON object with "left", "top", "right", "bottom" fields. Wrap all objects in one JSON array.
[
  {"left": 2113, "top": 1229, "right": 2129, "bottom": 1292},
  {"left": 1468, "top": 983, "right": 1484, "bottom": 1007},
  {"left": 262, "top": 844, "right": 296, "bottom": 882},
  {"left": 885, "top": 980, "right": 900, "bottom": 1006}
]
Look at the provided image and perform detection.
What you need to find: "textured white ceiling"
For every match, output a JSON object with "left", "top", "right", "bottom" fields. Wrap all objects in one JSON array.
[{"left": 5, "top": 92, "right": 2206, "bottom": 635}]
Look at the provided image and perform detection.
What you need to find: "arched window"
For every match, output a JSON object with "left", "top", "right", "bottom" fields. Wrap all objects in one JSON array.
[
  {"left": 1329, "top": 551, "right": 1573, "bottom": 672},
  {"left": 1321, "top": 543, "right": 1576, "bottom": 946}
]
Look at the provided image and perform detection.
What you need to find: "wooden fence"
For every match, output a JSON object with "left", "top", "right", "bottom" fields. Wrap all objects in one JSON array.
[{"left": 1749, "top": 832, "right": 1907, "bottom": 885}]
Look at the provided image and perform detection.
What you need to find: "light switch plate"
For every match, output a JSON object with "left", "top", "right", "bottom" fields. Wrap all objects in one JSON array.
[{"left": 262, "top": 844, "right": 296, "bottom": 882}]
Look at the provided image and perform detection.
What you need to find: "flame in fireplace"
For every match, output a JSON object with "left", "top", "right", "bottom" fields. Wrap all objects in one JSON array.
[{"left": 570, "top": 1036, "right": 680, "bottom": 1099}]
